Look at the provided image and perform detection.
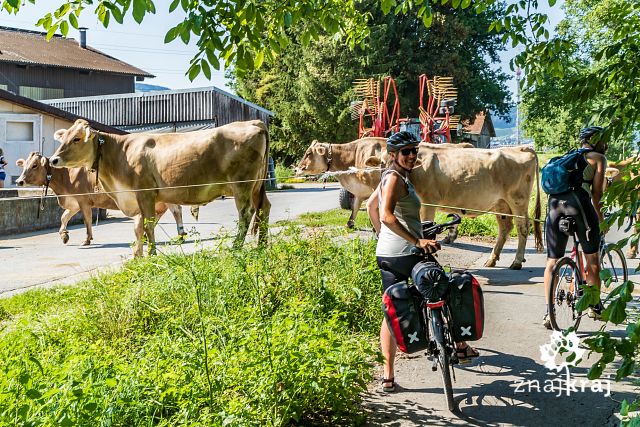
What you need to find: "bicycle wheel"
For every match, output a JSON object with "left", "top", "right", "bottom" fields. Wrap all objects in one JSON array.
[
  {"left": 431, "top": 309, "right": 455, "bottom": 411},
  {"left": 601, "top": 244, "right": 628, "bottom": 286},
  {"left": 549, "top": 257, "right": 583, "bottom": 332}
]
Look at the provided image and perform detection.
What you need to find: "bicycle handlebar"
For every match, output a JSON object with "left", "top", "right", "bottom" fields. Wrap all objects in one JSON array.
[{"left": 422, "top": 213, "right": 461, "bottom": 238}]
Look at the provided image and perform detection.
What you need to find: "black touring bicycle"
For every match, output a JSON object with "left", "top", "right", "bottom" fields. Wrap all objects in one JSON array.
[{"left": 382, "top": 214, "right": 484, "bottom": 411}]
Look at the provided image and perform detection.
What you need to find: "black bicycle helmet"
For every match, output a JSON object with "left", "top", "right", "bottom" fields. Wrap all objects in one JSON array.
[
  {"left": 387, "top": 131, "right": 419, "bottom": 152},
  {"left": 579, "top": 126, "right": 604, "bottom": 142}
]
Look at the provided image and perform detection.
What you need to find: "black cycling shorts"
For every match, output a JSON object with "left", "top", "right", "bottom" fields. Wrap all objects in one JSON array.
[
  {"left": 545, "top": 190, "right": 600, "bottom": 258},
  {"left": 376, "top": 254, "right": 423, "bottom": 291}
]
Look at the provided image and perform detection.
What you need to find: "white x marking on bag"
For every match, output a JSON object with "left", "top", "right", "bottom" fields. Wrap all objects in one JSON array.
[
  {"left": 408, "top": 332, "right": 420, "bottom": 343},
  {"left": 461, "top": 326, "right": 472, "bottom": 336}
]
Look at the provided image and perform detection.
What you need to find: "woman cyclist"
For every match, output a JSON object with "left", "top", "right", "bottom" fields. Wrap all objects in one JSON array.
[
  {"left": 543, "top": 126, "right": 608, "bottom": 329},
  {"left": 367, "top": 131, "right": 478, "bottom": 393}
]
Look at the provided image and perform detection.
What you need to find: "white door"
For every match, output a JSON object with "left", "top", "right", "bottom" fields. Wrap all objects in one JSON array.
[{"left": 0, "top": 114, "right": 42, "bottom": 186}]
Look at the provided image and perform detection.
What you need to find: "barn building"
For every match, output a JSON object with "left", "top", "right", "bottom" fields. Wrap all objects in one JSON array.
[{"left": 462, "top": 111, "right": 496, "bottom": 148}]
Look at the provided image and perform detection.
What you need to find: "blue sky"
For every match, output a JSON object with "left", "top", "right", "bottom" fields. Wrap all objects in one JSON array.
[{"left": 1, "top": 2, "right": 564, "bottom": 101}]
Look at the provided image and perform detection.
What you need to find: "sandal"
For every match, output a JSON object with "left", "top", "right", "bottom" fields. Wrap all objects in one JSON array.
[
  {"left": 381, "top": 377, "right": 396, "bottom": 393},
  {"left": 456, "top": 345, "right": 480, "bottom": 363}
]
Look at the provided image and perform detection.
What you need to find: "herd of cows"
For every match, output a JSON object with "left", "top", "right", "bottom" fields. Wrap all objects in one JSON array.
[{"left": 12, "top": 118, "right": 638, "bottom": 266}]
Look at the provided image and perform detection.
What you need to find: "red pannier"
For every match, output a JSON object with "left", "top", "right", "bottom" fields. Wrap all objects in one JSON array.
[
  {"left": 382, "top": 281, "right": 428, "bottom": 354},
  {"left": 448, "top": 271, "right": 484, "bottom": 342}
]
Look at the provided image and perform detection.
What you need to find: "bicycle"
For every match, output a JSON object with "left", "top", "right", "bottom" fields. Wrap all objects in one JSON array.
[
  {"left": 548, "top": 216, "right": 628, "bottom": 331},
  {"left": 412, "top": 213, "right": 463, "bottom": 411}
]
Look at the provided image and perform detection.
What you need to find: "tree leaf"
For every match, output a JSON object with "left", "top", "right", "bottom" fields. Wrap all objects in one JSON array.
[
  {"left": 132, "top": 0, "right": 146, "bottom": 23},
  {"left": 188, "top": 63, "right": 201, "bottom": 81},
  {"left": 68, "top": 13, "right": 78, "bottom": 29},
  {"left": 201, "top": 58, "right": 211, "bottom": 79}
]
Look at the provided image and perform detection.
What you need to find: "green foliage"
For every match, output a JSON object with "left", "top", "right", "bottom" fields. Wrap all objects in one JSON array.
[
  {"left": 234, "top": 2, "right": 511, "bottom": 162},
  {"left": 0, "top": 231, "right": 381, "bottom": 426},
  {"left": 279, "top": 208, "right": 373, "bottom": 231}
]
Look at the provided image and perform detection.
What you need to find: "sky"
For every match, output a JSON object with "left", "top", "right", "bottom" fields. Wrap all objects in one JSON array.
[{"left": 0, "top": 2, "right": 565, "bottom": 101}]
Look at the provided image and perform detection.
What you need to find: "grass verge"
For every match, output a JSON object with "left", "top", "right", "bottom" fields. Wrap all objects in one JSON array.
[{"left": 0, "top": 228, "right": 381, "bottom": 426}]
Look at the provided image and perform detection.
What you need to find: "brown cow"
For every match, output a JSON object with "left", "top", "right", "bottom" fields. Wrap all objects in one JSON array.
[
  {"left": 606, "top": 156, "right": 639, "bottom": 258},
  {"left": 49, "top": 119, "right": 270, "bottom": 257},
  {"left": 366, "top": 145, "right": 543, "bottom": 270},
  {"left": 295, "top": 138, "right": 473, "bottom": 228},
  {"left": 295, "top": 137, "right": 386, "bottom": 228},
  {"left": 16, "top": 152, "right": 188, "bottom": 245}
]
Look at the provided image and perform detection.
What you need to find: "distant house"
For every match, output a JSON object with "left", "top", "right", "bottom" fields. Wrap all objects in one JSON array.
[
  {"left": 462, "top": 111, "right": 496, "bottom": 148},
  {"left": 0, "top": 88, "right": 123, "bottom": 185},
  {"left": 0, "top": 26, "right": 153, "bottom": 100}
]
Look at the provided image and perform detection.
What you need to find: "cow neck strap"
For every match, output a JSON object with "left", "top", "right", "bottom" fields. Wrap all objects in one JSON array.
[
  {"left": 92, "top": 135, "right": 105, "bottom": 192},
  {"left": 325, "top": 144, "right": 333, "bottom": 171},
  {"left": 37, "top": 158, "right": 53, "bottom": 219}
]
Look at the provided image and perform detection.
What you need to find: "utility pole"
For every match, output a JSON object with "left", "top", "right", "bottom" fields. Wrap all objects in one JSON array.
[{"left": 516, "top": 67, "right": 522, "bottom": 145}]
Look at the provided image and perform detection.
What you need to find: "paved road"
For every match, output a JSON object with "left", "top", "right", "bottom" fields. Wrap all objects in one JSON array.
[{"left": 0, "top": 183, "right": 343, "bottom": 296}]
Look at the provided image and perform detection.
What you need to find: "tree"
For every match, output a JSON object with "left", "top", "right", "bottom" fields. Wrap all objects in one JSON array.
[{"left": 233, "top": 2, "right": 511, "bottom": 162}]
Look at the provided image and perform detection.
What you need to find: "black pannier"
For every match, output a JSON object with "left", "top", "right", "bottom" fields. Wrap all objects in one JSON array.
[
  {"left": 382, "top": 281, "right": 429, "bottom": 354},
  {"left": 411, "top": 261, "right": 449, "bottom": 302},
  {"left": 448, "top": 271, "right": 485, "bottom": 341}
]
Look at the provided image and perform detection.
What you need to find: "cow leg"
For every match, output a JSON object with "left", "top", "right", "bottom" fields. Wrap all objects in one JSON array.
[
  {"left": 190, "top": 205, "right": 200, "bottom": 221},
  {"left": 485, "top": 212, "right": 513, "bottom": 268},
  {"left": 629, "top": 216, "right": 639, "bottom": 258},
  {"left": 166, "top": 204, "right": 187, "bottom": 238},
  {"left": 233, "top": 191, "right": 253, "bottom": 248},
  {"left": 420, "top": 206, "right": 436, "bottom": 222},
  {"left": 510, "top": 214, "right": 530, "bottom": 270},
  {"left": 59, "top": 207, "right": 79, "bottom": 244},
  {"left": 132, "top": 214, "right": 145, "bottom": 258},
  {"left": 80, "top": 205, "right": 94, "bottom": 246},
  {"left": 137, "top": 197, "right": 157, "bottom": 256},
  {"left": 443, "top": 224, "right": 459, "bottom": 245},
  {"left": 347, "top": 197, "right": 363, "bottom": 229}
]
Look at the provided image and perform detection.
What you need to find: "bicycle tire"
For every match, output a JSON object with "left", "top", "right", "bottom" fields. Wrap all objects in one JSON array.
[
  {"left": 549, "top": 257, "right": 583, "bottom": 332},
  {"left": 431, "top": 310, "right": 455, "bottom": 411},
  {"left": 601, "top": 244, "right": 628, "bottom": 286}
]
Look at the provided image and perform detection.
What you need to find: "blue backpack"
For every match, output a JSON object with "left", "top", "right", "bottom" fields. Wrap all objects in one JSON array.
[{"left": 541, "top": 148, "right": 593, "bottom": 195}]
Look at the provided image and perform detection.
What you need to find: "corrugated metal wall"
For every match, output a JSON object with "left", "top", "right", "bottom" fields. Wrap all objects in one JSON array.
[
  {"left": 0, "top": 63, "right": 135, "bottom": 98},
  {"left": 44, "top": 88, "right": 272, "bottom": 128}
]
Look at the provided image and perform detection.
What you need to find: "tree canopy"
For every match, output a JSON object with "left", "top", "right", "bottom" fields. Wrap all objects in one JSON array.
[{"left": 232, "top": 2, "right": 511, "bottom": 162}]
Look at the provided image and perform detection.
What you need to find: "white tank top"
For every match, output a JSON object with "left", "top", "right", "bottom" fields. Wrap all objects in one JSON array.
[{"left": 375, "top": 170, "right": 423, "bottom": 257}]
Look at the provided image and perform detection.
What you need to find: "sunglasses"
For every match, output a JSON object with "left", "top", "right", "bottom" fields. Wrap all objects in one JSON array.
[{"left": 399, "top": 147, "right": 418, "bottom": 156}]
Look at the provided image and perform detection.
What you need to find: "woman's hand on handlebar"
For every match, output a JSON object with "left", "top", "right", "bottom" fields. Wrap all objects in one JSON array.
[{"left": 416, "top": 238, "right": 441, "bottom": 254}]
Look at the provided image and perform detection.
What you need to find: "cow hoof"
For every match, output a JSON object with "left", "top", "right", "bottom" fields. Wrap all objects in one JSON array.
[
  {"left": 484, "top": 259, "right": 497, "bottom": 268},
  {"left": 61, "top": 233, "right": 69, "bottom": 244},
  {"left": 81, "top": 240, "right": 91, "bottom": 246},
  {"left": 442, "top": 236, "right": 452, "bottom": 244},
  {"left": 509, "top": 262, "right": 523, "bottom": 270},
  {"left": 346, "top": 220, "right": 355, "bottom": 229}
]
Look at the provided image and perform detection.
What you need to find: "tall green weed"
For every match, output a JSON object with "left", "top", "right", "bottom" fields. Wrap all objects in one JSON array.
[{"left": 0, "top": 230, "right": 380, "bottom": 426}]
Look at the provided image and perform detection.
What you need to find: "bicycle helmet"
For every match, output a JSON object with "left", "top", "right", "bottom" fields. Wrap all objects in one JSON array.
[
  {"left": 579, "top": 126, "right": 604, "bottom": 142},
  {"left": 387, "top": 131, "right": 419, "bottom": 152}
]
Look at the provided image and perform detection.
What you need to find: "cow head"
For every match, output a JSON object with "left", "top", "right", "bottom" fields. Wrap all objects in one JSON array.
[
  {"left": 295, "top": 140, "right": 331, "bottom": 175},
  {"left": 50, "top": 119, "right": 97, "bottom": 169},
  {"left": 15, "top": 152, "right": 49, "bottom": 187}
]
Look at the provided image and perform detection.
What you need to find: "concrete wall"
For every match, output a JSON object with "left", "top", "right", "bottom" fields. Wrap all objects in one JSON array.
[{"left": 0, "top": 188, "right": 105, "bottom": 236}]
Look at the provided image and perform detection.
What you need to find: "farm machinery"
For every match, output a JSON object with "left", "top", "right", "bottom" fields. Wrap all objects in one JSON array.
[
  {"left": 348, "top": 74, "right": 461, "bottom": 143},
  {"left": 339, "top": 74, "right": 462, "bottom": 210}
]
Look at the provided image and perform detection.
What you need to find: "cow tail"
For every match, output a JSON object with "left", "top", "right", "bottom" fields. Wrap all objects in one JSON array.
[
  {"left": 252, "top": 123, "right": 271, "bottom": 245},
  {"left": 533, "top": 153, "right": 544, "bottom": 252}
]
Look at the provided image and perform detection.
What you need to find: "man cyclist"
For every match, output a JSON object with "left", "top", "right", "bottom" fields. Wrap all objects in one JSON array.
[
  {"left": 543, "top": 126, "right": 608, "bottom": 329},
  {"left": 367, "top": 131, "right": 478, "bottom": 392}
]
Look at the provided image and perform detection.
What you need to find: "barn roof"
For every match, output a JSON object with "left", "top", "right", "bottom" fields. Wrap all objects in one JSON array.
[
  {"left": 0, "top": 26, "right": 153, "bottom": 78},
  {"left": 0, "top": 88, "right": 127, "bottom": 135},
  {"left": 462, "top": 111, "right": 496, "bottom": 137}
]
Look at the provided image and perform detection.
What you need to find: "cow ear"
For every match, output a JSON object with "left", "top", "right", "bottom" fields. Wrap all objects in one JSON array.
[
  {"left": 54, "top": 129, "right": 66, "bottom": 142},
  {"left": 40, "top": 157, "right": 47, "bottom": 167},
  {"left": 16, "top": 159, "right": 24, "bottom": 167},
  {"left": 365, "top": 156, "right": 382, "bottom": 167},
  {"left": 413, "top": 159, "right": 423, "bottom": 168},
  {"left": 315, "top": 145, "right": 326, "bottom": 156},
  {"left": 605, "top": 167, "right": 620, "bottom": 179},
  {"left": 83, "top": 125, "right": 94, "bottom": 143},
  {"left": 311, "top": 140, "right": 318, "bottom": 146}
]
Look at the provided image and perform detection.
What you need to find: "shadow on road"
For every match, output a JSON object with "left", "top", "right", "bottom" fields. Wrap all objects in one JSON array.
[{"left": 365, "top": 347, "right": 633, "bottom": 426}]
